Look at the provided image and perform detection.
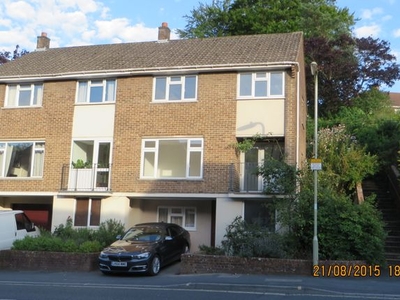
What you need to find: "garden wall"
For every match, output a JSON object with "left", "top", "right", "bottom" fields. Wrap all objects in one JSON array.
[{"left": 0, "top": 250, "right": 98, "bottom": 272}]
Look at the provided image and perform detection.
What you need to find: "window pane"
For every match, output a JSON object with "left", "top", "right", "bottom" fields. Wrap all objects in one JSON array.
[
  {"left": 75, "top": 199, "right": 89, "bottom": 226},
  {"left": 239, "top": 74, "right": 252, "bottom": 96},
  {"left": 255, "top": 80, "right": 267, "bottom": 97},
  {"left": 185, "top": 208, "right": 195, "bottom": 228},
  {"left": 169, "top": 84, "right": 181, "bottom": 100},
  {"left": 158, "top": 140, "right": 186, "bottom": 177},
  {"left": 90, "top": 199, "right": 101, "bottom": 226},
  {"left": 6, "top": 143, "right": 33, "bottom": 177},
  {"left": 77, "top": 82, "right": 88, "bottom": 103},
  {"left": 189, "top": 152, "right": 201, "bottom": 177},
  {"left": 184, "top": 76, "right": 196, "bottom": 99},
  {"left": 190, "top": 140, "right": 202, "bottom": 147},
  {"left": 143, "top": 152, "right": 155, "bottom": 177},
  {"left": 155, "top": 78, "right": 166, "bottom": 100},
  {"left": 19, "top": 90, "right": 31, "bottom": 106},
  {"left": 33, "top": 84, "right": 43, "bottom": 105},
  {"left": 0, "top": 143, "right": 4, "bottom": 176},
  {"left": 158, "top": 208, "right": 168, "bottom": 222},
  {"left": 144, "top": 141, "right": 156, "bottom": 148},
  {"left": 171, "top": 208, "right": 182, "bottom": 214},
  {"left": 90, "top": 86, "right": 103, "bottom": 103},
  {"left": 105, "top": 80, "right": 116, "bottom": 102},
  {"left": 270, "top": 72, "right": 283, "bottom": 95},
  {"left": 7, "top": 85, "right": 17, "bottom": 107},
  {"left": 33, "top": 149, "right": 44, "bottom": 177},
  {"left": 171, "top": 216, "right": 183, "bottom": 226},
  {"left": 97, "top": 143, "right": 110, "bottom": 167}
]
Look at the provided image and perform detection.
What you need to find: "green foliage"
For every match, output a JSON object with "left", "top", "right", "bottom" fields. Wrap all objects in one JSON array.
[
  {"left": 72, "top": 159, "right": 92, "bottom": 168},
  {"left": 198, "top": 244, "right": 225, "bottom": 255},
  {"left": 258, "top": 155, "right": 297, "bottom": 194},
  {"left": 221, "top": 216, "right": 287, "bottom": 258},
  {"left": 274, "top": 169, "right": 387, "bottom": 265},
  {"left": 12, "top": 218, "right": 125, "bottom": 253}
]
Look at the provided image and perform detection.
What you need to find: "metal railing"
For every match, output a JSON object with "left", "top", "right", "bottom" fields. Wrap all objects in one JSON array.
[{"left": 60, "top": 163, "right": 112, "bottom": 192}]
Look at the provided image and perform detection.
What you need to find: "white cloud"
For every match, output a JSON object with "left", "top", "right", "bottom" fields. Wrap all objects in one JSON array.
[
  {"left": 394, "top": 28, "right": 400, "bottom": 38},
  {"left": 354, "top": 24, "right": 381, "bottom": 38},
  {"left": 361, "top": 7, "right": 384, "bottom": 20},
  {"left": 7, "top": 1, "right": 35, "bottom": 21},
  {"left": 95, "top": 20, "right": 158, "bottom": 42}
]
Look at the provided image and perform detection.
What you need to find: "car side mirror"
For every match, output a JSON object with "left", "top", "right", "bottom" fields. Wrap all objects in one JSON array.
[
  {"left": 165, "top": 236, "right": 173, "bottom": 241},
  {"left": 116, "top": 235, "right": 122, "bottom": 240}
]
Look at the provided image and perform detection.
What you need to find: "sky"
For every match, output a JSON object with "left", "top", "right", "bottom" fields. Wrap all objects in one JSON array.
[{"left": 0, "top": 0, "right": 399, "bottom": 92}]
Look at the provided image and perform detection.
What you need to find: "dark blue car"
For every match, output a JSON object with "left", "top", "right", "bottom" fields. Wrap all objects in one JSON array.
[{"left": 98, "top": 222, "right": 190, "bottom": 276}]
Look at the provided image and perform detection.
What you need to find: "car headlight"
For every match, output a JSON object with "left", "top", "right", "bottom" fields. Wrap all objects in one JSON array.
[
  {"left": 133, "top": 252, "right": 150, "bottom": 259},
  {"left": 99, "top": 252, "right": 109, "bottom": 260}
]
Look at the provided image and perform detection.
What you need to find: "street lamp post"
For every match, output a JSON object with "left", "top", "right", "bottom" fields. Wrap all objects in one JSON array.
[{"left": 311, "top": 61, "right": 319, "bottom": 267}]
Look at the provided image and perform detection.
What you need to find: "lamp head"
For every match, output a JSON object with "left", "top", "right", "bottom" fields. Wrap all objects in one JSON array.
[{"left": 310, "top": 62, "right": 318, "bottom": 76}]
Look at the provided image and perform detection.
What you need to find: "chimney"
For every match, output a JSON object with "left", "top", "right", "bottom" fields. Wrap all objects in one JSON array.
[
  {"left": 36, "top": 32, "right": 50, "bottom": 50},
  {"left": 158, "top": 22, "right": 171, "bottom": 41}
]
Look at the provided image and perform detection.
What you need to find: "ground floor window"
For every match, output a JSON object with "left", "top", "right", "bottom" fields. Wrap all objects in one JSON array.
[
  {"left": 244, "top": 201, "right": 275, "bottom": 231},
  {"left": 74, "top": 198, "right": 101, "bottom": 227},
  {"left": 157, "top": 206, "right": 196, "bottom": 230}
]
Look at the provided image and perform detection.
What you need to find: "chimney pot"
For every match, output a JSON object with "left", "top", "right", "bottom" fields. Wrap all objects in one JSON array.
[{"left": 158, "top": 22, "right": 171, "bottom": 41}]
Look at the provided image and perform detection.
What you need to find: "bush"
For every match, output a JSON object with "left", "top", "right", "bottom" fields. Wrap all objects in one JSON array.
[
  {"left": 11, "top": 218, "right": 125, "bottom": 253},
  {"left": 221, "top": 216, "right": 287, "bottom": 258}
]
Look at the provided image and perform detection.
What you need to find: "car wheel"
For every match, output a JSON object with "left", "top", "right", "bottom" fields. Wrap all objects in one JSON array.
[
  {"left": 148, "top": 255, "right": 161, "bottom": 276},
  {"left": 179, "top": 244, "right": 190, "bottom": 261}
]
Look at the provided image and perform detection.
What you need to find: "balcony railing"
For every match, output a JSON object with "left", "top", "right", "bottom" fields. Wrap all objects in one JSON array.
[{"left": 60, "top": 163, "right": 112, "bottom": 192}]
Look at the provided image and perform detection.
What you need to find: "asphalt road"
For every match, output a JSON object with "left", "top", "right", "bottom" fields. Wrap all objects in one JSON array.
[{"left": 1, "top": 262, "right": 400, "bottom": 300}]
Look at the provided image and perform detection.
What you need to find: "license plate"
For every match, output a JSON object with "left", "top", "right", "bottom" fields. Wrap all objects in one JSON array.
[{"left": 111, "top": 261, "right": 127, "bottom": 267}]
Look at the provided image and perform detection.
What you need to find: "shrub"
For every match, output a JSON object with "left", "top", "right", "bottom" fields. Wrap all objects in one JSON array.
[
  {"left": 221, "top": 216, "right": 287, "bottom": 258},
  {"left": 11, "top": 218, "right": 125, "bottom": 253}
]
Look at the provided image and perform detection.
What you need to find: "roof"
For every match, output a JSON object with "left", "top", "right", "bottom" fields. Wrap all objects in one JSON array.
[
  {"left": 0, "top": 32, "right": 303, "bottom": 81},
  {"left": 389, "top": 92, "right": 400, "bottom": 107}
]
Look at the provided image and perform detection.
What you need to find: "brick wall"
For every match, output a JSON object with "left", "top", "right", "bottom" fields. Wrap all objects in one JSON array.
[
  {"left": 112, "top": 73, "right": 239, "bottom": 194},
  {"left": 180, "top": 254, "right": 367, "bottom": 276},
  {"left": 0, "top": 81, "right": 75, "bottom": 192},
  {"left": 0, "top": 250, "right": 98, "bottom": 272}
]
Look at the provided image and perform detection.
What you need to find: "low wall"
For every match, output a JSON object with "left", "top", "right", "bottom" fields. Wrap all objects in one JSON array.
[
  {"left": 0, "top": 250, "right": 98, "bottom": 272},
  {"left": 180, "top": 254, "right": 366, "bottom": 276}
]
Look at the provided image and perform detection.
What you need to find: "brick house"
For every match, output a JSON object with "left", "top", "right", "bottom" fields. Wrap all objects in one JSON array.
[{"left": 0, "top": 24, "right": 307, "bottom": 251}]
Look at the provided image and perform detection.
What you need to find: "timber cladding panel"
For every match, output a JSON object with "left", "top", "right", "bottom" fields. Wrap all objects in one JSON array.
[
  {"left": 112, "top": 73, "right": 239, "bottom": 194},
  {"left": 0, "top": 81, "right": 75, "bottom": 192}
]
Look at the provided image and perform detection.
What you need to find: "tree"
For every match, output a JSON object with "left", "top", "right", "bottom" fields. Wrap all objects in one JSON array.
[
  {"left": 0, "top": 45, "right": 29, "bottom": 65},
  {"left": 178, "top": 0, "right": 354, "bottom": 40},
  {"left": 178, "top": 0, "right": 400, "bottom": 117}
]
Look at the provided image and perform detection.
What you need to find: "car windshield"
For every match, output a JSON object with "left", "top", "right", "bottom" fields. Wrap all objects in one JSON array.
[{"left": 122, "top": 227, "right": 162, "bottom": 242}]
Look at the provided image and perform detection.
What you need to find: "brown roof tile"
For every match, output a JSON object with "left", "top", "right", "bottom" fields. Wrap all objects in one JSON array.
[{"left": 0, "top": 32, "right": 303, "bottom": 80}]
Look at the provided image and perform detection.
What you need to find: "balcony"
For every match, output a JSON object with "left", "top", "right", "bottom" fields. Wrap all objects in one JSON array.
[{"left": 60, "top": 163, "right": 112, "bottom": 192}]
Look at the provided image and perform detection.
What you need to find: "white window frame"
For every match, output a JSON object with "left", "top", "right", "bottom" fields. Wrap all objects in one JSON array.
[
  {"left": 237, "top": 71, "right": 284, "bottom": 99},
  {"left": 140, "top": 138, "right": 203, "bottom": 179},
  {"left": 153, "top": 75, "right": 197, "bottom": 102},
  {"left": 0, "top": 141, "right": 45, "bottom": 178},
  {"left": 5, "top": 83, "right": 43, "bottom": 107},
  {"left": 157, "top": 206, "right": 197, "bottom": 231},
  {"left": 76, "top": 79, "right": 116, "bottom": 104}
]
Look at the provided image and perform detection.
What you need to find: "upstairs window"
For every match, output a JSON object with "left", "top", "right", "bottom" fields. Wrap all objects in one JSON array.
[
  {"left": 76, "top": 79, "right": 116, "bottom": 103},
  {"left": 141, "top": 138, "right": 203, "bottom": 179},
  {"left": 238, "top": 71, "right": 284, "bottom": 98},
  {"left": 5, "top": 84, "right": 43, "bottom": 107},
  {"left": 154, "top": 75, "right": 197, "bottom": 101},
  {"left": 0, "top": 141, "right": 45, "bottom": 178}
]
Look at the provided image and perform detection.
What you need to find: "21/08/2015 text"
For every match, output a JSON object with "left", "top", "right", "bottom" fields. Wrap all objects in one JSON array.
[{"left": 313, "top": 265, "right": 384, "bottom": 277}]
